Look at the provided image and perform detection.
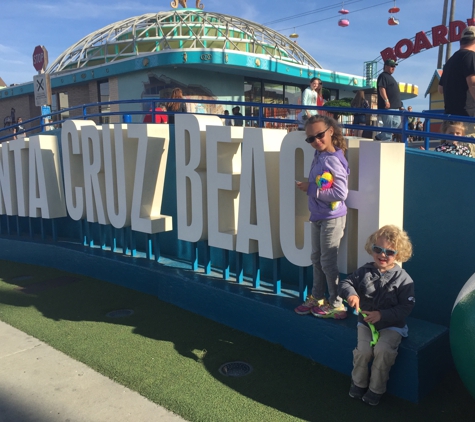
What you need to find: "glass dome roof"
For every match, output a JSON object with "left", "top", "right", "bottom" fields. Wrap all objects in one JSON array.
[{"left": 47, "top": 9, "right": 321, "bottom": 73}]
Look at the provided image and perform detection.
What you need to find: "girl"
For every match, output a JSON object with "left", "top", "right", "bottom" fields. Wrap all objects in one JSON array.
[
  {"left": 302, "top": 78, "right": 325, "bottom": 120},
  {"left": 351, "top": 91, "right": 369, "bottom": 137},
  {"left": 436, "top": 120, "right": 472, "bottom": 157},
  {"left": 295, "top": 115, "right": 349, "bottom": 319},
  {"left": 166, "top": 88, "right": 188, "bottom": 124},
  {"left": 339, "top": 225, "right": 415, "bottom": 406}
]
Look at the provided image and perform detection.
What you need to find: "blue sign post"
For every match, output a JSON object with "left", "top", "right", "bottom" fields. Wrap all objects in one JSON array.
[{"left": 41, "top": 105, "right": 52, "bottom": 131}]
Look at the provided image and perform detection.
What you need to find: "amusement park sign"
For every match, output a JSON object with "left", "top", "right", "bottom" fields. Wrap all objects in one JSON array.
[
  {"left": 0, "top": 116, "right": 405, "bottom": 272},
  {"left": 381, "top": 18, "right": 475, "bottom": 61}
]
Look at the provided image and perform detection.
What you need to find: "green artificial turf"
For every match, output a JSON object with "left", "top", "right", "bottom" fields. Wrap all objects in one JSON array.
[{"left": 0, "top": 259, "right": 474, "bottom": 422}]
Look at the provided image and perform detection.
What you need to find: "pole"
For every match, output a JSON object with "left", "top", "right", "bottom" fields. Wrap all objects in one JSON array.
[
  {"left": 446, "top": 0, "right": 456, "bottom": 61},
  {"left": 438, "top": 0, "right": 449, "bottom": 68}
]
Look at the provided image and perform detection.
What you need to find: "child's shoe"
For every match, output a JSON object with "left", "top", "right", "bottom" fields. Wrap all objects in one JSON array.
[
  {"left": 294, "top": 296, "right": 327, "bottom": 315},
  {"left": 311, "top": 303, "right": 347, "bottom": 319},
  {"left": 348, "top": 381, "right": 366, "bottom": 400},
  {"left": 362, "top": 389, "right": 383, "bottom": 406}
]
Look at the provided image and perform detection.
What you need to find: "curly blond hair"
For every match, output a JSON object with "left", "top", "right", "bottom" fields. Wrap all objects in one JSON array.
[
  {"left": 364, "top": 225, "right": 413, "bottom": 263},
  {"left": 441, "top": 120, "right": 466, "bottom": 135},
  {"left": 305, "top": 115, "right": 347, "bottom": 154}
]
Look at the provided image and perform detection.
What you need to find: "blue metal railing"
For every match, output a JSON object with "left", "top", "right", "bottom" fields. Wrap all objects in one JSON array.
[{"left": 2, "top": 98, "right": 475, "bottom": 149}]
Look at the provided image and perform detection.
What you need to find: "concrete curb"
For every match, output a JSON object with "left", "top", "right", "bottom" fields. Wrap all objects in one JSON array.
[{"left": 0, "top": 321, "right": 186, "bottom": 422}]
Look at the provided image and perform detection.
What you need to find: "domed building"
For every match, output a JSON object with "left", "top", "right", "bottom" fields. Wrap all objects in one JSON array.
[{"left": 0, "top": 3, "right": 417, "bottom": 128}]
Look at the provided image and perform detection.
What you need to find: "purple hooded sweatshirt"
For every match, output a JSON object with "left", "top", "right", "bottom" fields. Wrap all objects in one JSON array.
[{"left": 306, "top": 148, "right": 349, "bottom": 221}]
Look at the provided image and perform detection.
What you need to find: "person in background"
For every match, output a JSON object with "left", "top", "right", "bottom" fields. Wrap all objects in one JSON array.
[
  {"left": 438, "top": 26, "right": 475, "bottom": 117},
  {"left": 340, "top": 225, "right": 415, "bottom": 406},
  {"left": 45, "top": 118, "right": 54, "bottom": 131},
  {"left": 166, "top": 88, "right": 187, "bottom": 124},
  {"left": 232, "top": 106, "right": 243, "bottom": 126},
  {"left": 232, "top": 106, "right": 244, "bottom": 126},
  {"left": 295, "top": 115, "right": 349, "bottom": 319},
  {"left": 418, "top": 120, "right": 472, "bottom": 156},
  {"left": 407, "top": 106, "right": 416, "bottom": 143},
  {"left": 13, "top": 117, "right": 25, "bottom": 139},
  {"left": 302, "top": 77, "right": 325, "bottom": 120},
  {"left": 374, "top": 59, "right": 403, "bottom": 141},
  {"left": 143, "top": 104, "right": 168, "bottom": 124},
  {"left": 351, "top": 90, "right": 369, "bottom": 137},
  {"left": 415, "top": 118, "right": 424, "bottom": 141},
  {"left": 435, "top": 120, "right": 472, "bottom": 157},
  {"left": 459, "top": 133, "right": 475, "bottom": 157},
  {"left": 223, "top": 110, "right": 233, "bottom": 126}
]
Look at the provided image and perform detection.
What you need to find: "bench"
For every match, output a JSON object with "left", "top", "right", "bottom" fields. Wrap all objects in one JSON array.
[{"left": 0, "top": 238, "right": 450, "bottom": 403}]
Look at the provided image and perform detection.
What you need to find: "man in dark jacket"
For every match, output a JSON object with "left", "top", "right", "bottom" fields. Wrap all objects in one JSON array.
[
  {"left": 438, "top": 26, "right": 475, "bottom": 117},
  {"left": 374, "top": 59, "right": 403, "bottom": 141}
]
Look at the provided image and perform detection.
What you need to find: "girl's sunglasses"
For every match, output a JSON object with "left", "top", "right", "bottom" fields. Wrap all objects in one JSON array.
[
  {"left": 305, "top": 127, "right": 330, "bottom": 143},
  {"left": 372, "top": 244, "right": 397, "bottom": 257}
]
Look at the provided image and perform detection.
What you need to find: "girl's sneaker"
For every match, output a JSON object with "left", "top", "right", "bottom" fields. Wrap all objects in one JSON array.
[
  {"left": 311, "top": 303, "right": 347, "bottom": 319},
  {"left": 294, "top": 296, "right": 327, "bottom": 315}
]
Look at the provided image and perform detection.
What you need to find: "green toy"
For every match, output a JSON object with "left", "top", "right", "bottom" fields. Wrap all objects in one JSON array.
[
  {"left": 344, "top": 300, "right": 380, "bottom": 346},
  {"left": 358, "top": 308, "right": 380, "bottom": 347}
]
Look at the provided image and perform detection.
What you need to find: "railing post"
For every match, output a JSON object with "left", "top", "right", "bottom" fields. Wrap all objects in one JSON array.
[
  {"left": 425, "top": 118, "right": 431, "bottom": 150},
  {"left": 235, "top": 251, "right": 243, "bottom": 284},
  {"left": 203, "top": 240, "right": 211, "bottom": 274},
  {"left": 153, "top": 233, "right": 161, "bottom": 262},
  {"left": 251, "top": 252, "right": 260, "bottom": 288},
  {"left": 298, "top": 266, "right": 308, "bottom": 301},
  {"left": 151, "top": 100, "right": 156, "bottom": 123},
  {"left": 191, "top": 242, "right": 199, "bottom": 271},
  {"left": 222, "top": 249, "right": 230, "bottom": 280},
  {"left": 402, "top": 112, "right": 407, "bottom": 145},
  {"left": 273, "top": 258, "right": 281, "bottom": 294}
]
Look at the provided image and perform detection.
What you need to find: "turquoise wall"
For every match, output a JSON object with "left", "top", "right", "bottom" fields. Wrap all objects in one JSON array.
[{"left": 403, "top": 149, "right": 475, "bottom": 326}]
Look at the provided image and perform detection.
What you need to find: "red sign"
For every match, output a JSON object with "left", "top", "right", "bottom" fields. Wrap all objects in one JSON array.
[
  {"left": 33, "top": 45, "right": 47, "bottom": 72},
  {"left": 381, "top": 18, "right": 475, "bottom": 62}
]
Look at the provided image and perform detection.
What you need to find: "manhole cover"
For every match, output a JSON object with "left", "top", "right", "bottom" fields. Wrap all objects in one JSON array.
[
  {"left": 106, "top": 309, "right": 134, "bottom": 318},
  {"left": 219, "top": 361, "right": 253, "bottom": 377}
]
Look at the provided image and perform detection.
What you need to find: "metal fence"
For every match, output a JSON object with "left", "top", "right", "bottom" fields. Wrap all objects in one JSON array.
[{"left": 2, "top": 98, "right": 475, "bottom": 148}]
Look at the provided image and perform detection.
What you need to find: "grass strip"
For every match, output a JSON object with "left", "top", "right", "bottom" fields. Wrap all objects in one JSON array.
[{"left": 0, "top": 259, "right": 474, "bottom": 421}]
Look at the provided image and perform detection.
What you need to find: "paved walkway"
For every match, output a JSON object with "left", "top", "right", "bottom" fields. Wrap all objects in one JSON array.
[{"left": 0, "top": 321, "right": 186, "bottom": 422}]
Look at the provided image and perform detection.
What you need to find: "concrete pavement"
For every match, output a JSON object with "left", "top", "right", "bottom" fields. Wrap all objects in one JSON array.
[{"left": 0, "top": 321, "right": 186, "bottom": 422}]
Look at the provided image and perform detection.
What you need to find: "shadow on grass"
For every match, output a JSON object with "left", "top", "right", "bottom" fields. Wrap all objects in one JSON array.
[{"left": 0, "top": 261, "right": 474, "bottom": 421}]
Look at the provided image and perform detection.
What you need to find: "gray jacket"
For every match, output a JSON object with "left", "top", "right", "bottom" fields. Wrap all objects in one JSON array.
[{"left": 338, "top": 263, "right": 415, "bottom": 331}]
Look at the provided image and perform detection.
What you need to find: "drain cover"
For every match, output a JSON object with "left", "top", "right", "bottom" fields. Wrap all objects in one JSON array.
[
  {"left": 106, "top": 309, "right": 134, "bottom": 318},
  {"left": 219, "top": 361, "right": 253, "bottom": 377}
]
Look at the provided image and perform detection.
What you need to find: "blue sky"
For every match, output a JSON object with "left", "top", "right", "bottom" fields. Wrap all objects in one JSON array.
[{"left": 0, "top": 0, "right": 473, "bottom": 111}]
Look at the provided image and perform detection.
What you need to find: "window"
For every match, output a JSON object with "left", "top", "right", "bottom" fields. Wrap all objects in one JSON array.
[
  {"left": 245, "top": 78, "right": 303, "bottom": 128},
  {"left": 98, "top": 80, "right": 110, "bottom": 124},
  {"left": 51, "top": 92, "right": 69, "bottom": 124},
  {"left": 244, "top": 79, "right": 262, "bottom": 126}
]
